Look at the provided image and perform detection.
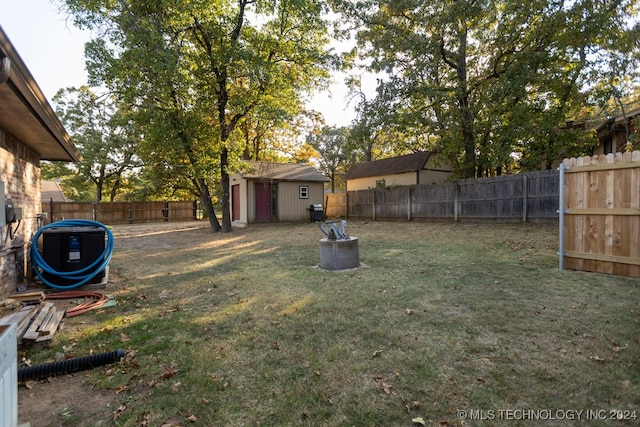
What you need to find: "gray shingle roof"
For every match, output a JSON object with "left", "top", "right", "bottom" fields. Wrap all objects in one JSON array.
[
  {"left": 345, "top": 151, "right": 433, "bottom": 180},
  {"left": 241, "top": 161, "right": 328, "bottom": 182},
  {"left": 41, "top": 180, "right": 67, "bottom": 202},
  {"left": 595, "top": 107, "right": 640, "bottom": 132}
]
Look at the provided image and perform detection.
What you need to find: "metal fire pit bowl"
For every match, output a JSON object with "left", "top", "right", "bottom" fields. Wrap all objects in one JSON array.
[{"left": 316, "top": 220, "right": 360, "bottom": 271}]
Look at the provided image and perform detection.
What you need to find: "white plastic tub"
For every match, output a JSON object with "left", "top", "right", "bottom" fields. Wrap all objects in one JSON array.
[{"left": 0, "top": 323, "right": 17, "bottom": 427}]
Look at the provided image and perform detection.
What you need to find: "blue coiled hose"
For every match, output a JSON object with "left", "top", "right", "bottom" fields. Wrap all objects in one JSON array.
[{"left": 31, "top": 219, "right": 114, "bottom": 290}]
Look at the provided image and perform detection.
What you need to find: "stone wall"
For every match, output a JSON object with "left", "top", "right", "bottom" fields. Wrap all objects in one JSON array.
[{"left": 0, "top": 130, "right": 41, "bottom": 298}]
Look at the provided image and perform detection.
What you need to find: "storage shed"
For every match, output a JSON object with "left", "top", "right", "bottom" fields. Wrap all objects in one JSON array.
[
  {"left": 345, "top": 151, "right": 452, "bottom": 191},
  {"left": 229, "top": 161, "right": 328, "bottom": 224}
]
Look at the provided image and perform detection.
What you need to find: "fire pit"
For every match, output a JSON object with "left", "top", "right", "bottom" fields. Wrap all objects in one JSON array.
[{"left": 317, "top": 220, "right": 359, "bottom": 270}]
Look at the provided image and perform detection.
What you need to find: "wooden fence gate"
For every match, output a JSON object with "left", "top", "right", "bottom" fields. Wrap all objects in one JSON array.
[{"left": 559, "top": 151, "right": 640, "bottom": 278}]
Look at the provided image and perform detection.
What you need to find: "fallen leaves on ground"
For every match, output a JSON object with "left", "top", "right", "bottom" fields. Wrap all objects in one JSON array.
[{"left": 373, "top": 376, "right": 395, "bottom": 395}]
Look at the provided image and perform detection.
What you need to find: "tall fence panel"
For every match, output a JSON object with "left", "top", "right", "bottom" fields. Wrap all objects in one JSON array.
[
  {"left": 375, "top": 187, "right": 411, "bottom": 220},
  {"left": 561, "top": 151, "right": 640, "bottom": 278},
  {"left": 457, "top": 175, "right": 525, "bottom": 220},
  {"left": 337, "top": 169, "right": 559, "bottom": 222},
  {"left": 412, "top": 183, "right": 457, "bottom": 219},
  {"left": 347, "top": 190, "right": 375, "bottom": 219},
  {"left": 324, "top": 193, "right": 346, "bottom": 218},
  {"left": 43, "top": 200, "right": 198, "bottom": 225},
  {"left": 527, "top": 170, "right": 561, "bottom": 220}
]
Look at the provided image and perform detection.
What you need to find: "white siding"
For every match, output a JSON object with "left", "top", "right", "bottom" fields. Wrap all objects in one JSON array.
[
  {"left": 229, "top": 174, "right": 326, "bottom": 223},
  {"left": 277, "top": 181, "right": 324, "bottom": 221}
]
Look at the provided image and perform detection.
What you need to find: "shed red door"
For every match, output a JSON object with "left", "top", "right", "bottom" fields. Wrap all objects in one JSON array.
[
  {"left": 231, "top": 184, "right": 240, "bottom": 221},
  {"left": 254, "top": 183, "right": 271, "bottom": 222}
]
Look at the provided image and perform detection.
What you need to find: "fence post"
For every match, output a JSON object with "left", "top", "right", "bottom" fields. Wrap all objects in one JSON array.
[
  {"left": 344, "top": 192, "right": 349, "bottom": 219},
  {"left": 522, "top": 174, "right": 528, "bottom": 223},
  {"left": 407, "top": 186, "right": 412, "bottom": 221},
  {"left": 49, "top": 198, "right": 54, "bottom": 223},
  {"left": 193, "top": 200, "right": 197, "bottom": 220},
  {"left": 92, "top": 202, "right": 97, "bottom": 222},
  {"left": 454, "top": 182, "right": 459, "bottom": 222},
  {"left": 128, "top": 201, "right": 133, "bottom": 224},
  {"left": 372, "top": 189, "right": 376, "bottom": 221},
  {"left": 557, "top": 163, "right": 568, "bottom": 271},
  {"left": 163, "top": 201, "right": 169, "bottom": 222}
]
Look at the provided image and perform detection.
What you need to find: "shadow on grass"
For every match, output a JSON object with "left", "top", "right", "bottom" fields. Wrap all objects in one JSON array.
[{"left": 29, "top": 221, "right": 639, "bottom": 426}]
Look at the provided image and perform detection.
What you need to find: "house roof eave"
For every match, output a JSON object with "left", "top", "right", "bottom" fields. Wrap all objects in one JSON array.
[{"left": 0, "top": 26, "right": 81, "bottom": 162}]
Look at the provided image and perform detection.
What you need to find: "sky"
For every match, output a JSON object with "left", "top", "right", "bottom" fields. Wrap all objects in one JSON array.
[{"left": 0, "top": 0, "right": 362, "bottom": 127}]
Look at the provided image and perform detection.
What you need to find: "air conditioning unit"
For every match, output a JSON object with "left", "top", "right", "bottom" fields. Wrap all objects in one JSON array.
[{"left": 41, "top": 226, "right": 106, "bottom": 286}]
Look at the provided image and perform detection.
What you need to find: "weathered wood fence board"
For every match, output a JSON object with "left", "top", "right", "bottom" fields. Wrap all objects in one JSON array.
[
  {"left": 562, "top": 151, "right": 640, "bottom": 278},
  {"left": 324, "top": 193, "right": 346, "bottom": 219},
  {"left": 42, "top": 201, "right": 198, "bottom": 225},
  {"left": 325, "top": 169, "right": 559, "bottom": 222},
  {"left": 412, "top": 184, "right": 456, "bottom": 219}
]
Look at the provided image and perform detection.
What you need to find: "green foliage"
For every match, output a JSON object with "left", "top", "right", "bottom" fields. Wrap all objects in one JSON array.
[
  {"left": 307, "top": 126, "right": 350, "bottom": 191},
  {"left": 61, "top": 0, "right": 338, "bottom": 230},
  {"left": 334, "top": 0, "right": 640, "bottom": 177},
  {"left": 40, "top": 161, "right": 94, "bottom": 201},
  {"left": 52, "top": 86, "right": 142, "bottom": 201}
]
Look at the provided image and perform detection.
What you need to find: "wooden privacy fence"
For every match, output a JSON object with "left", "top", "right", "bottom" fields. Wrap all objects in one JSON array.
[
  {"left": 560, "top": 151, "right": 640, "bottom": 278},
  {"left": 325, "top": 169, "right": 559, "bottom": 222},
  {"left": 42, "top": 200, "right": 199, "bottom": 225}
]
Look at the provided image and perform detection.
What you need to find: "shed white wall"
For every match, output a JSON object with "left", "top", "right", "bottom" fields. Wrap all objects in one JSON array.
[
  {"left": 277, "top": 181, "right": 324, "bottom": 222},
  {"left": 230, "top": 173, "right": 248, "bottom": 224},
  {"left": 229, "top": 174, "right": 325, "bottom": 223}
]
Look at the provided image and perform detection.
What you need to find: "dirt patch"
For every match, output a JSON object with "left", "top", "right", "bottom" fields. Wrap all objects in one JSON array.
[
  {"left": 16, "top": 274, "right": 125, "bottom": 427},
  {"left": 18, "top": 373, "right": 117, "bottom": 427},
  {"left": 17, "top": 221, "right": 211, "bottom": 427}
]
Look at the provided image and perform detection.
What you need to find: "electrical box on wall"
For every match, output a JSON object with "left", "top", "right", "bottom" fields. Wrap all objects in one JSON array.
[
  {"left": 4, "top": 199, "right": 14, "bottom": 224},
  {"left": 12, "top": 207, "right": 22, "bottom": 222},
  {"left": 0, "top": 182, "right": 5, "bottom": 228}
]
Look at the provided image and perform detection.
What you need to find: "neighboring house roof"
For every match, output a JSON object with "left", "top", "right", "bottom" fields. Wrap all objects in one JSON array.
[
  {"left": 0, "top": 26, "right": 81, "bottom": 162},
  {"left": 239, "top": 161, "right": 328, "bottom": 182},
  {"left": 41, "top": 180, "right": 67, "bottom": 202},
  {"left": 345, "top": 151, "right": 436, "bottom": 180},
  {"left": 595, "top": 107, "right": 640, "bottom": 133}
]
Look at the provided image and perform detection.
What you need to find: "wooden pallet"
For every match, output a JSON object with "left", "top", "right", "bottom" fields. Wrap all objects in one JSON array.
[
  {"left": 0, "top": 302, "right": 65, "bottom": 344},
  {"left": 8, "top": 291, "right": 45, "bottom": 304}
]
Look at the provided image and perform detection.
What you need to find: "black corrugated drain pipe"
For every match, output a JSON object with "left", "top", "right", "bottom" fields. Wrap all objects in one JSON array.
[{"left": 18, "top": 349, "right": 125, "bottom": 382}]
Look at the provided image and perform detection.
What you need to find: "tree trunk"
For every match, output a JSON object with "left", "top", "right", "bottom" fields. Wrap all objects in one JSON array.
[
  {"left": 457, "top": 29, "right": 476, "bottom": 179},
  {"left": 460, "top": 99, "right": 476, "bottom": 178},
  {"left": 220, "top": 147, "right": 232, "bottom": 232},
  {"left": 95, "top": 179, "right": 103, "bottom": 203},
  {"left": 109, "top": 175, "right": 121, "bottom": 202},
  {"left": 199, "top": 178, "right": 221, "bottom": 232}
]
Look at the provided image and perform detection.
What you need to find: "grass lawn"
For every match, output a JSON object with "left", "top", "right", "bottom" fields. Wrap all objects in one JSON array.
[{"left": 25, "top": 221, "right": 639, "bottom": 426}]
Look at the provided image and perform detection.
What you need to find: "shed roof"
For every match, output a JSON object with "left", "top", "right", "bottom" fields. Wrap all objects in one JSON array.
[
  {"left": 345, "top": 151, "right": 433, "bottom": 180},
  {"left": 0, "top": 26, "right": 81, "bottom": 162},
  {"left": 239, "top": 161, "right": 328, "bottom": 182}
]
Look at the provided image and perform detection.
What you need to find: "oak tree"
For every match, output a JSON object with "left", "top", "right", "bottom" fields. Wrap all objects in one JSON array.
[
  {"left": 62, "top": 0, "right": 336, "bottom": 231},
  {"left": 333, "top": 0, "right": 640, "bottom": 177}
]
